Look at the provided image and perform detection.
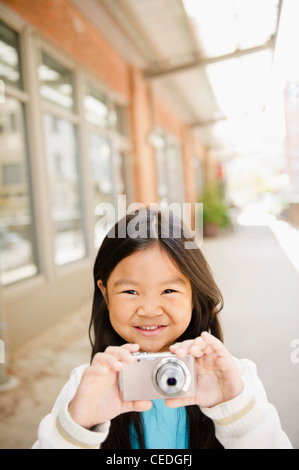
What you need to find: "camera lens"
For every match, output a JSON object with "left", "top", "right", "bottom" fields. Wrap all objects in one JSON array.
[
  {"left": 152, "top": 358, "right": 191, "bottom": 397},
  {"left": 167, "top": 377, "right": 177, "bottom": 386}
]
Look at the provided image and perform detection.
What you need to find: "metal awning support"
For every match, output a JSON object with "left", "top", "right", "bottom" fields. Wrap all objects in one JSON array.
[
  {"left": 143, "top": 38, "right": 275, "bottom": 80},
  {"left": 144, "top": 0, "right": 284, "bottom": 81}
]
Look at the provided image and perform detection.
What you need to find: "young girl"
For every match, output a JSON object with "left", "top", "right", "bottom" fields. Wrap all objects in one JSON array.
[{"left": 33, "top": 208, "right": 292, "bottom": 449}]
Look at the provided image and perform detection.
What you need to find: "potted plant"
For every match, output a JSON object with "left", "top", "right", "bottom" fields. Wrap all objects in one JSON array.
[{"left": 201, "top": 185, "right": 230, "bottom": 237}]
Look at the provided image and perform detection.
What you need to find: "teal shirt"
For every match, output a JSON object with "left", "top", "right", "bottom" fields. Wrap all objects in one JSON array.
[{"left": 130, "top": 400, "right": 189, "bottom": 449}]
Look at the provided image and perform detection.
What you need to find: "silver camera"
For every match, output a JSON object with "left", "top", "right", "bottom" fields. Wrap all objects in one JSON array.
[{"left": 119, "top": 352, "right": 196, "bottom": 401}]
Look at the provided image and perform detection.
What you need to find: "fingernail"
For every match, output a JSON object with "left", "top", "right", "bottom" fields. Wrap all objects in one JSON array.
[{"left": 175, "top": 348, "right": 184, "bottom": 355}]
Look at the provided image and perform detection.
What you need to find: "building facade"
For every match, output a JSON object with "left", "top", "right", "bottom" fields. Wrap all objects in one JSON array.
[{"left": 0, "top": 0, "right": 207, "bottom": 351}]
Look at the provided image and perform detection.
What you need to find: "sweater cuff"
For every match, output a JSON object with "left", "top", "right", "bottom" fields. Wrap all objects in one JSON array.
[
  {"left": 200, "top": 383, "right": 266, "bottom": 438},
  {"left": 56, "top": 401, "right": 110, "bottom": 449}
]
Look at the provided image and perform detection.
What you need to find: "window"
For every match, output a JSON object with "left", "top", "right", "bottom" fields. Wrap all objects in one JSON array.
[
  {"left": 155, "top": 133, "right": 185, "bottom": 205},
  {"left": 114, "top": 103, "right": 128, "bottom": 136},
  {"left": 115, "top": 149, "right": 129, "bottom": 196},
  {"left": 0, "top": 21, "right": 22, "bottom": 90},
  {"left": 85, "top": 86, "right": 109, "bottom": 129},
  {"left": 38, "top": 53, "right": 86, "bottom": 266},
  {"left": 84, "top": 82, "right": 131, "bottom": 246},
  {"left": 84, "top": 84, "right": 114, "bottom": 247},
  {"left": 0, "top": 19, "right": 132, "bottom": 285},
  {"left": 39, "top": 52, "right": 75, "bottom": 113},
  {"left": 0, "top": 22, "right": 38, "bottom": 285},
  {"left": 2, "top": 163, "right": 22, "bottom": 185},
  {"left": 85, "top": 85, "right": 114, "bottom": 206}
]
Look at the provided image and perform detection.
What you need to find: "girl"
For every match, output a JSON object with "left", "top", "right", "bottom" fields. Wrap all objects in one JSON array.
[{"left": 33, "top": 208, "right": 292, "bottom": 449}]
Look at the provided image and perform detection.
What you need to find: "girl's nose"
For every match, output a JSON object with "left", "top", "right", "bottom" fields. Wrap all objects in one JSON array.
[{"left": 136, "top": 301, "right": 164, "bottom": 317}]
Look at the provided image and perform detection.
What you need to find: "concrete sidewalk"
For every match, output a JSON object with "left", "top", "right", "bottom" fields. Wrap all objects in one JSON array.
[
  {"left": 0, "top": 223, "right": 298, "bottom": 448},
  {"left": 202, "top": 224, "right": 299, "bottom": 448}
]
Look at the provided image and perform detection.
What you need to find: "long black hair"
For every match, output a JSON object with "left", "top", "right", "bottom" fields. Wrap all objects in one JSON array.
[{"left": 89, "top": 208, "right": 224, "bottom": 448}]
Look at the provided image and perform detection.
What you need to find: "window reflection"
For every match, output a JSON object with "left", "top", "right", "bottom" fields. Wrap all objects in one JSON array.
[
  {"left": 85, "top": 87, "right": 109, "bottom": 128},
  {"left": 43, "top": 114, "right": 86, "bottom": 265},
  {"left": 115, "top": 149, "right": 127, "bottom": 195},
  {"left": 88, "top": 131, "right": 114, "bottom": 204},
  {"left": 0, "top": 98, "right": 38, "bottom": 285},
  {"left": 114, "top": 103, "right": 128, "bottom": 136},
  {"left": 38, "top": 53, "right": 75, "bottom": 112},
  {"left": 0, "top": 21, "right": 22, "bottom": 89},
  {"left": 156, "top": 135, "right": 184, "bottom": 205}
]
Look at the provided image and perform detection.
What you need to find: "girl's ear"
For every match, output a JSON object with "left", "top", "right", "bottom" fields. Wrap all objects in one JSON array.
[{"left": 97, "top": 280, "right": 108, "bottom": 305}]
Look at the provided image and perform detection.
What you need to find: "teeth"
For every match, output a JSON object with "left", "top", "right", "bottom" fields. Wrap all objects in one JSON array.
[{"left": 139, "top": 326, "right": 159, "bottom": 330}]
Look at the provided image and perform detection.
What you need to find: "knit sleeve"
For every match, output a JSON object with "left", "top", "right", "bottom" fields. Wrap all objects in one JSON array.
[
  {"left": 32, "top": 365, "right": 110, "bottom": 449},
  {"left": 200, "top": 359, "right": 293, "bottom": 449}
]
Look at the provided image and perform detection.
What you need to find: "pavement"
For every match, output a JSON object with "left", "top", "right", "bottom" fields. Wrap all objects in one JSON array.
[
  {"left": 0, "top": 219, "right": 298, "bottom": 449},
  {"left": 202, "top": 221, "right": 299, "bottom": 449}
]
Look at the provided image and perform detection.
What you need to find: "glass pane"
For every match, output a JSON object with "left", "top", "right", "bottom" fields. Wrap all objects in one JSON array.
[
  {"left": 43, "top": 114, "right": 86, "bottom": 265},
  {"left": 38, "top": 53, "right": 75, "bottom": 112},
  {"left": 156, "top": 139, "right": 184, "bottom": 205},
  {"left": 0, "top": 98, "right": 38, "bottom": 285},
  {"left": 156, "top": 148, "right": 169, "bottom": 204},
  {"left": 88, "top": 131, "right": 114, "bottom": 203},
  {"left": 114, "top": 103, "right": 128, "bottom": 136},
  {"left": 166, "top": 142, "right": 184, "bottom": 204},
  {"left": 88, "top": 131, "right": 114, "bottom": 247},
  {"left": 0, "top": 21, "right": 22, "bottom": 90},
  {"left": 85, "top": 86, "right": 109, "bottom": 128},
  {"left": 114, "top": 149, "right": 127, "bottom": 195}
]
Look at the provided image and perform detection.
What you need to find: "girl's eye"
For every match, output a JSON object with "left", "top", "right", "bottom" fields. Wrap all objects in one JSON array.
[
  {"left": 123, "top": 290, "right": 138, "bottom": 295},
  {"left": 163, "top": 289, "right": 177, "bottom": 294}
]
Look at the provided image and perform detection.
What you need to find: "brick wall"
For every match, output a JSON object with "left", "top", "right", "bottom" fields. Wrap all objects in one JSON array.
[{"left": 2, "top": 0, "right": 130, "bottom": 98}]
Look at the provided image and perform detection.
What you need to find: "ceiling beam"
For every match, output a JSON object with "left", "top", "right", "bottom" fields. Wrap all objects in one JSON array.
[
  {"left": 190, "top": 115, "right": 229, "bottom": 128},
  {"left": 143, "top": 37, "right": 275, "bottom": 80},
  {"left": 191, "top": 106, "right": 266, "bottom": 128}
]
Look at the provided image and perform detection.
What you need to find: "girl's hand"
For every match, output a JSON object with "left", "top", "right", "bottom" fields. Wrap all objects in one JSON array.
[
  {"left": 68, "top": 343, "right": 152, "bottom": 429},
  {"left": 167, "top": 331, "right": 244, "bottom": 409}
]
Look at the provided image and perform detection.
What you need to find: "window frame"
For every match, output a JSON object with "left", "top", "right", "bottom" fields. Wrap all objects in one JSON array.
[
  {"left": 0, "top": 5, "right": 133, "bottom": 293},
  {"left": 36, "top": 41, "right": 89, "bottom": 270},
  {"left": 153, "top": 127, "right": 185, "bottom": 206},
  {"left": 0, "top": 15, "right": 40, "bottom": 287}
]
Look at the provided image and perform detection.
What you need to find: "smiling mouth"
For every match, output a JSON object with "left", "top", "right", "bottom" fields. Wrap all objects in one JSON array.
[{"left": 134, "top": 325, "right": 167, "bottom": 336}]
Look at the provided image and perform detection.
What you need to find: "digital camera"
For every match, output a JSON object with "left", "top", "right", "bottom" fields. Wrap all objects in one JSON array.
[{"left": 119, "top": 352, "right": 196, "bottom": 401}]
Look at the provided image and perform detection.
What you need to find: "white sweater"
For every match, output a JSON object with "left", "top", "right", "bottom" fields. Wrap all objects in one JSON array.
[{"left": 32, "top": 359, "right": 293, "bottom": 449}]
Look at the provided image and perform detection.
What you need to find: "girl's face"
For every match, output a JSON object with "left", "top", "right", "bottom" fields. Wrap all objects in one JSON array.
[{"left": 98, "top": 244, "right": 193, "bottom": 352}]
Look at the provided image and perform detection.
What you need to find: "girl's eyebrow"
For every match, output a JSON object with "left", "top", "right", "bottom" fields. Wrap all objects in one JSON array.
[
  {"left": 113, "top": 277, "right": 186, "bottom": 288},
  {"left": 161, "top": 277, "right": 187, "bottom": 286},
  {"left": 113, "top": 279, "right": 140, "bottom": 288}
]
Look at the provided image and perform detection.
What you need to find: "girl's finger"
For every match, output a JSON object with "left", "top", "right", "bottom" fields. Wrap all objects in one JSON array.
[
  {"left": 91, "top": 352, "right": 125, "bottom": 371},
  {"left": 105, "top": 344, "right": 139, "bottom": 363},
  {"left": 200, "top": 331, "right": 230, "bottom": 358},
  {"left": 120, "top": 343, "right": 140, "bottom": 353},
  {"left": 188, "top": 336, "right": 206, "bottom": 357},
  {"left": 170, "top": 339, "right": 195, "bottom": 357},
  {"left": 164, "top": 397, "right": 195, "bottom": 408},
  {"left": 131, "top": 400, "right": 153, "bottom": 413}
]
